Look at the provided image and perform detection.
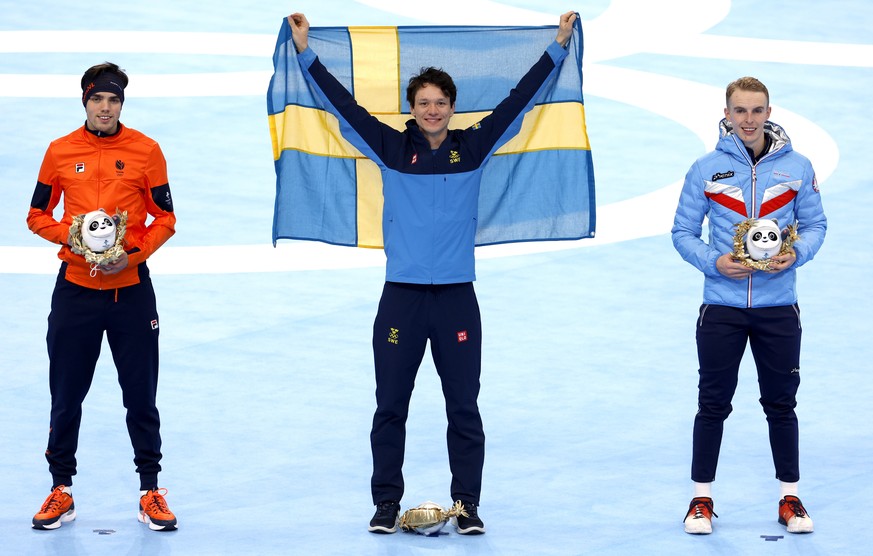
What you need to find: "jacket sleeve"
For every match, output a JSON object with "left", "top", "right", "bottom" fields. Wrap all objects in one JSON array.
[
  {"left": 297, "top": 47, "right": 400, "bottom": 168},
  {"left": 470, "top": 41, "right": 568, "bottom": 160},
  {"left": 790, "top": 160, "right": 826, "bottom": 267},
  {"left": 128, "top": 142, "right": 175, "bottom": 267},
  {"left": 672, "top": 162, "right": 722, "bottom": 277},
  {"left": 26, "top": 146, "right": 70, "bottom": 245}
]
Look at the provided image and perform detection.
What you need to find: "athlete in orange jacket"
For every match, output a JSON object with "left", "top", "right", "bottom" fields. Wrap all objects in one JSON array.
[{"left": 27, "top": 62, "right": 178, "bottom": 532}]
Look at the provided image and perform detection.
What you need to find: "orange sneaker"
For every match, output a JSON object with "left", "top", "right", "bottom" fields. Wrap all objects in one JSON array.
[
  {"left": 32, "top": 486, "right": 76, "bottom": 530},
  {"left": 779, "top": 495, "right": 813, "bottom": 533},
  {"left": 684, "top": 497, "right": 717, "bottom": 534},
  {"left": 138, "top": 488, "right": 178, "bottom": 531}
]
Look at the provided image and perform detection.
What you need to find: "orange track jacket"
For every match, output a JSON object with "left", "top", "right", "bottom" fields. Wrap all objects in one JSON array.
[{"left": 27, "top": 123, "right": 176, "bottom": 289}]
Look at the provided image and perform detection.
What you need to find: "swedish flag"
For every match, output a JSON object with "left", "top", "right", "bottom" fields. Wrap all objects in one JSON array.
[{"left": 268, "top": 18, "right": 595, "bottom": 248}]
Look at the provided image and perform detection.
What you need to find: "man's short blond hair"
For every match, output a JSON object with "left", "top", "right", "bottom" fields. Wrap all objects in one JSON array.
[{"left": 726, "top": 76, "right": 769, "bottom": 107}]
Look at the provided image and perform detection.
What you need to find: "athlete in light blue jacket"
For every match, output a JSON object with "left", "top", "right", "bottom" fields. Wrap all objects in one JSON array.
[{"left": 673, "top": 77, "right": 826, "bottom": 535}]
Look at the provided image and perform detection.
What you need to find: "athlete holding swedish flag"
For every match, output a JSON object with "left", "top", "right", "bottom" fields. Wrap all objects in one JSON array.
[{"left": 287, "top": 10, "right": 577, "bottom": 535}]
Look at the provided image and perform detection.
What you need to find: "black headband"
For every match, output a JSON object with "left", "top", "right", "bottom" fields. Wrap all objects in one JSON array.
[{"left": 82, "top": 72, "right": 126, "bottom": 106}]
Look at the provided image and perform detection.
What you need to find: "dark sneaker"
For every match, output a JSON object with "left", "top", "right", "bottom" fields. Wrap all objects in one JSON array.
[
  {"left": 779, "top": 495, "right": 813, "bottom": 533},
  {"left": 453, "top": 500, "right": 485, "bottom": 535},
  {"left": 138, "top": 488, "right": 178, "bottom": 531},
  {"left": 368, "top": 500, "right": 400, "bottom": 534},
  {"left": 684, "top": 497, "right": 717, "bottom": 534},
  {"left": 32, "top": 486, "right": 76, "bottom": 530}
]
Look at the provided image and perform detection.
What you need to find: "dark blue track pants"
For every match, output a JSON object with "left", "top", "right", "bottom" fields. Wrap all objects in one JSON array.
[
  {"left": 692, "top": 303, "right": 802, "bottom": 483},
  {"left": 370, "top": 282, "right": 484, "bottom": 504},
  {"left": 45, "top": 264, "right": 163, "bottom": 491}
]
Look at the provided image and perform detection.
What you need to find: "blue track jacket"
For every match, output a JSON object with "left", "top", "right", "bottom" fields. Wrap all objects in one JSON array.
[
  {"left": 297, "top": 41, "right": 568, "bottom": 284},
  {"left": 672, "top": 119, "right": 827, "bottom": 308}
]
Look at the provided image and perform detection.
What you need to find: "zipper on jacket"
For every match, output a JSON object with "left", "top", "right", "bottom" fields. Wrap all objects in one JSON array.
[
  {"left": 95, "top": 134, "right": 107, "bottom": 290},
  {"left": 746, "top": 162, "right": 756, "bottom": 308},
  {"left": 733, "top": 132, "right": 781, "bottom": 308},
  {"left": 746, "top": 149, "right": 778, "bottom": 307}
]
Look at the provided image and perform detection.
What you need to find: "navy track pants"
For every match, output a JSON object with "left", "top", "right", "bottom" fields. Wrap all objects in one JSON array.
[
  {"left": 44, "top": 264, "right": 163, "bottom": 491},
  {"left": 370, "top": 281, "right": 484, "bottom": 504},
  {"left": 692, "top": 303, "right": 802, "bottom": 483}
]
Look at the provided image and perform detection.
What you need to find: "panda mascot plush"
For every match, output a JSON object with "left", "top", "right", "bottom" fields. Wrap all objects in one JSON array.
[
  {"left": 69, "top": 208, "right": 128, "bottom": 268},
  {"left": 745, "top": 219, "right": 782, "bottom": 261},
  {"left": 81, "top": 209, "right": 118, "bottom": 253}
]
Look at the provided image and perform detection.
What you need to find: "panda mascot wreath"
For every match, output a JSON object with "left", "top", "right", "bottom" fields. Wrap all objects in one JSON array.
[
  {"left": 69, "top": 208, "right": 128, "bottom": 273},
  {"left": 731, "top": 218, "right": 799, "bottom": 271}
]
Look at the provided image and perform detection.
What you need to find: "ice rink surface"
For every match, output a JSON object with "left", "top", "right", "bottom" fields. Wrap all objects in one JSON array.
[{"left": 1, "top": 1, "right": 871, "bottom": 554}]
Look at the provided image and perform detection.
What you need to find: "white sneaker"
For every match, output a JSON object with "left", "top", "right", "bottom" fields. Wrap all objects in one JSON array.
[{"left": 684, "top": 497, "right": 717, "bottom": 534}]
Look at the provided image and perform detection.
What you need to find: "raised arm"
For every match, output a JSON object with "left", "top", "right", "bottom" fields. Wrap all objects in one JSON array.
[
  {"left": 289, "top": 13, "right": 401, "bottom": 168},
  {"left": 465, "top": 22, "right": 572, "bottom": 161}
]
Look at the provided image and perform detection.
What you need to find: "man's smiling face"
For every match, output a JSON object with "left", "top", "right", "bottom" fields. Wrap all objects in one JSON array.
[{"left": 725, "top": 89, "right": 771, "bottom": 155}]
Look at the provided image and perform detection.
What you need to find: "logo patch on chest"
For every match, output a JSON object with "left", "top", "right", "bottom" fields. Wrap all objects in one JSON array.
[{"left": 711, "top": 171, "right": 734, "bottom": 182}]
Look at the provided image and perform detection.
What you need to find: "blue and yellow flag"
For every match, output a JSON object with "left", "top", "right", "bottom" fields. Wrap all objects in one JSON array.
[{"left": 268, "top": 19, "right": 595, "bottom": 248}]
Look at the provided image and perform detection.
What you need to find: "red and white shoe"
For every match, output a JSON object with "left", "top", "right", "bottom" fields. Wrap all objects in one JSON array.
[
  {"left": 779, "top": 495, "right": 813, "bottom": 533},
  {"left": 684, "top": 497, "right": 717, "bottom": 534}
]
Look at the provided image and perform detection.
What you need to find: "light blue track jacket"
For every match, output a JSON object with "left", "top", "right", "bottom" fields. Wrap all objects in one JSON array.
[{"left": 672, "top": 119, "right": 827, "bottom": 308}]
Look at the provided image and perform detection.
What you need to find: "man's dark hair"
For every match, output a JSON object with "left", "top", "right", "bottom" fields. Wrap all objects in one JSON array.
[
  {"left": 406, "top": 67, "right": 456, "bottom": 108},
  {"left": 80, "top": 62, "right": 129, "bottom": 91}
]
